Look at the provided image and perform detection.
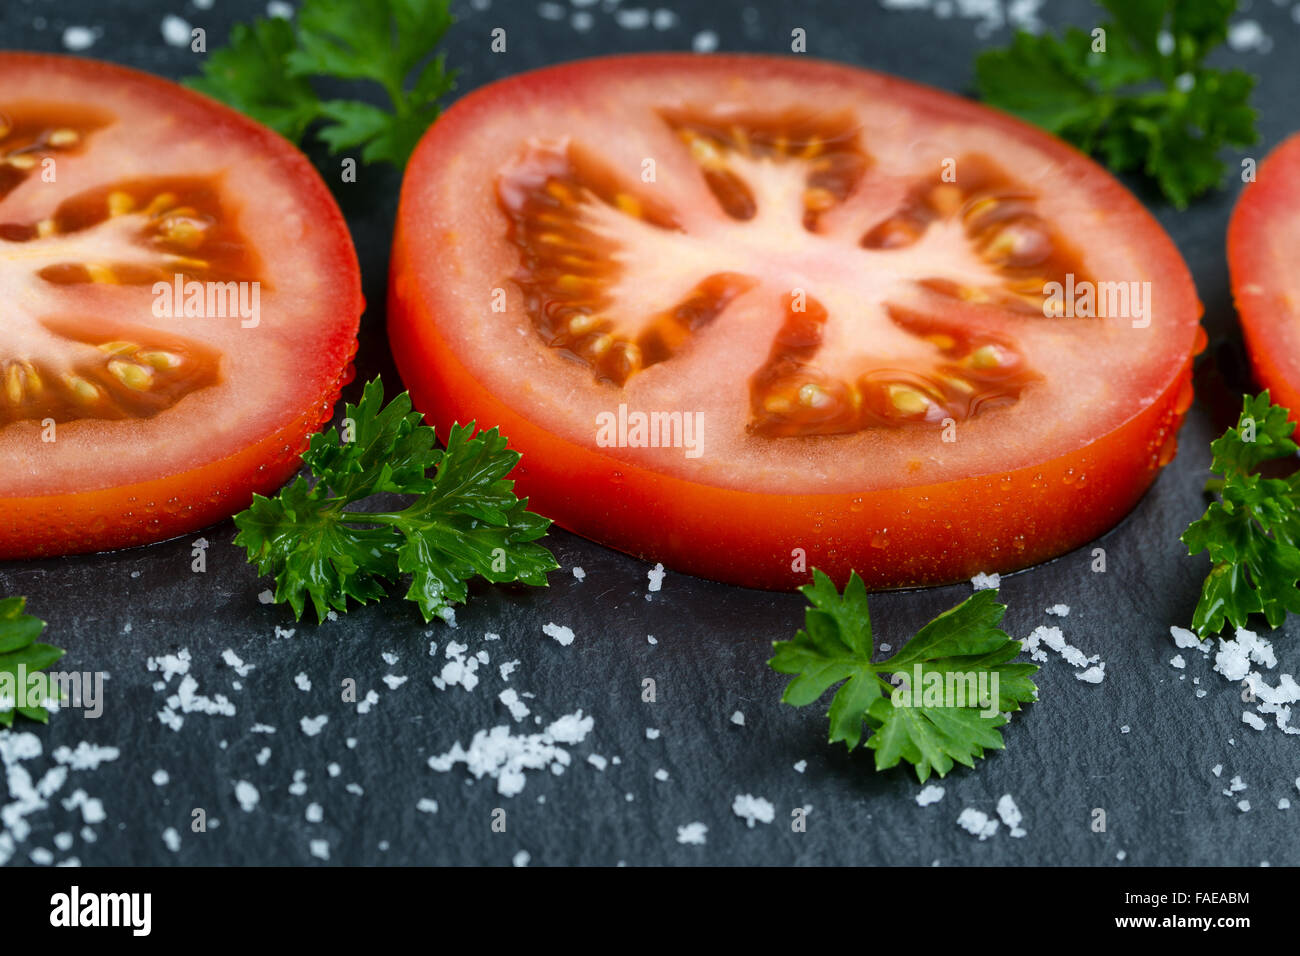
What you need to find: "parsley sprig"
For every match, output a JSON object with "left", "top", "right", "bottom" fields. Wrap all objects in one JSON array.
[
  {"left": 234, "top": 378, "right": 558, "bottom": 623},
  {"left": 0, "top": 597, "right": 66, "bottom": 727},
  {"left": 186, "top": 0, "right": 457, "bottom": 167},
  {"left": 1182, "top": 392, "right": 1300, "bottom": 636},
  {"left": 769, "top": 571, "right": 1038, "bottom": 782},
  {"left": 975, "top": 0, "right": 1257, "bottom": 208}
]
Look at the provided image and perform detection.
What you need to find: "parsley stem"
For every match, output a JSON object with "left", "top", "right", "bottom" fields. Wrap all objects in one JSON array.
[{"left": 339, "top": 511, "right": 404, "bottom": 524}]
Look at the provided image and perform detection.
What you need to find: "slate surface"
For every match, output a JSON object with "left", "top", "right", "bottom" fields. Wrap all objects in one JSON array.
[{"left": 1, "top": 0, "right": 1298, "bottom": 867}]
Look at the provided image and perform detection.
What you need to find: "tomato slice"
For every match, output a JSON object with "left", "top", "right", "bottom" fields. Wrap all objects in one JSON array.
[
  {"left": 0, "top": 53, "right": 362, "bottom": 558},
  {"left": 1228, "top": 133, "right": 1300, "bottom": 419},
  {"left": 390, "top": 54, "right": 1202, "bottom": 590}
]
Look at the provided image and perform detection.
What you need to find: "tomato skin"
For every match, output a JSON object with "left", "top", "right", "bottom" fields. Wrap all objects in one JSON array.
[
  {"left": 0, "top": 376, "right": 353, "bottom": 560},
  {"left": 390, "top": 54, "right": 1203, "bottom": 590},
  {"left": 1228, "top": 133, "right": 1300, "bottom": 420},
  {"left": 0, "top": 54, "right": 363, "bottom": 558}
]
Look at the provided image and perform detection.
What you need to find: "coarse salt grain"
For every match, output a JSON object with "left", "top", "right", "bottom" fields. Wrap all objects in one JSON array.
[
  {"left": 234, "top": 781, "right": 259, "bottom": 812},
  {"left": 956, "top": 807, "right": 999, "bottom": 840},
  {"left": 676, "top": 822, "right": 708, "bottom": 845},
  {"left": 732, "top": 793, "right": 775, "bottom": 828},
  {"left": 542, "top": 622, "right": 575, "bottom": 646},
  {"left": 62, "top": 26, "right": 97, "bottom": 51},
  {"left": 916, "top": 785, "right": 945, "bottom": 807},
  {"left": 161, "top": 14, "right": 192, "bottom": 47},
  {"left": 300, "top": 715, "right": 328, "bottom": 736},
  {"left": 996, "top": 794, "right": 1026, "bottom": 837}
]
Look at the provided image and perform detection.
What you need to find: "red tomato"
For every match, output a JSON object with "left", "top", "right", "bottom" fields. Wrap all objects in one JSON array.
[
  {"left": 1228, "top": 133, "right": 1300, "bottom": 420},
  {"left": 0, "top": 53, "right": 362, "bottom": 558},
  {"left": 390, "top": 54, "right": 1202, "bottom": 590}
]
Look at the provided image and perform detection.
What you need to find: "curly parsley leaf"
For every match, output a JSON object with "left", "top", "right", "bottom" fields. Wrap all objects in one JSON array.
[
  {"left": 1182, "top": 392, "right": 1300, "bottom": 636},
  {"left": 184, "top": 17, "right": 322, "bottom": 143},
  {"left": 185, "top": 0, "right": 457, "bottom": 167},
  {"left": 975, "top": 0, "right": 1257, "bottom": 208},
  {"left": 0, "top": 597, "right": 66, "bottom": 727},
  {"left": 234, "top": 377, "right": 557, "bottom": 624},
  {"left": 769, "top": 571, "right": 1038, "bottom": 782}
]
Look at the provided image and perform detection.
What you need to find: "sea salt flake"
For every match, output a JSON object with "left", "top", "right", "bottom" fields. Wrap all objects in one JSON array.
[
  {"left": 499, "top": 688, "right": 530, "bottom": 722},
  {"left": 300, "top": 715, "right": 328, "bottom": 736},
  {"left": 542, "top": 622, "right": 575, "bottom": 646},
  {"left": 161, "top": 15, "right": 193, "bottom": 47},
  {"left": 676, "top": 822, "right": 708, "bottom": 845},
  {"left": 732, "top": 793, "right": 775, "bottom": 827},
  {"left": 427, "top": 710, "right": 593, "bottom": 796},
  {"left": 62, "top": 26, "right": 97, "bottom": 51},
  {"left": 916, "top": 785, "right": 945, "bottom": 807},
  {"left": 53, "top": 743, "right": 120, "bottom": 771},
  {"left": 996, "top": 794, "right": 1026, "bottom": 837},
  {"left": 692, "top": 30, "right": 719, "bottom": 52},
  {"left": 234, "top": 781, "right": 259, "bottom": 812},
  {"left": 956, "top": 807, "right": 999, "bottom": 840}
]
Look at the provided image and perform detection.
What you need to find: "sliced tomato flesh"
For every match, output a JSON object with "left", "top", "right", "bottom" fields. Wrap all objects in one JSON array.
[
  {"left": 390, "top": 54, "right": 1202, "bottom": 589},
  {"left": 1228, "top": 133, "right": 1300, "bottom": 420},
  {"left": 0, "top": 54, "right": 362, "bottom": 558}
]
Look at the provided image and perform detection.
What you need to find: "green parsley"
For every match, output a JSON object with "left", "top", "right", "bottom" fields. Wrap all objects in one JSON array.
[
  {"left": 974, "top": 0, "right": 1257, "bottom": 208},
  {"left": 186, "top": 0, "right": 457, "bottom": 167},
  {"left": 1182, "top": 392, "right": 1300, "bottom": 636},
  {"left": 768, "top": 571, "right": 1038, "bottom": 782},
  {"left": 233, "top": 377, "right": 558, "bottom": 623},
  {"left": 0, "top": 597, "right": 66, "bottom": 727}
]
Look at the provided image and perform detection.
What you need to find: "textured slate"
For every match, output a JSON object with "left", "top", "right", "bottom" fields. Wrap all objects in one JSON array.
[{"left": 1, "top": 0, "right": 1298, "bottom": 867}]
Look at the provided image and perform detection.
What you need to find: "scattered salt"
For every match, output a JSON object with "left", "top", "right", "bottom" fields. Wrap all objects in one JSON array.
[
  {"left": 916, "top": 785, "right": 945, "bottom": 807},
  {"left": 676, "top": 822, "right": 708, "bottom": 845},
  {"left": 956, "top": 807, "right": 999, "bottom": 840},
  {"left": 542, "top": 622, "right": 575, "bottom": 647},
  {"left": 732, "top": 793, "right": 775, "bottom": 828}
]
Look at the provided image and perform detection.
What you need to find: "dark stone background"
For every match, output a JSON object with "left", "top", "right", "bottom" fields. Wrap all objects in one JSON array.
[{"left": 1, "top": 0, "right": 1297, "bottom": 866}]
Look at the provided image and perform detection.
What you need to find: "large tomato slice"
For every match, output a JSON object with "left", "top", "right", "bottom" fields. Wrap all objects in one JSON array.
[
  {"left": 0, "top": 54, "right": 362, "bottom": 558},
  {"left": 1228, "top": 133, "right": 1300, "bottom": 419},
  {"left": 390, "top": 54, "right": 1202, "bottom": 590}
]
